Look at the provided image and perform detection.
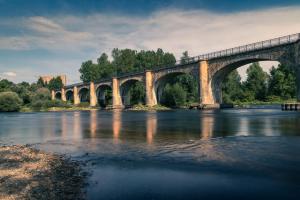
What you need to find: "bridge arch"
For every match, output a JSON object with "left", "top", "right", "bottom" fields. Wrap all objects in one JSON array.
[
  {"left": 78, "top": 87, "right": 90, "bottom": 103},
  {"left": 154, "top": 70, "right": 198, "bottom": 105},
  {"left": 120, "top": 79, "right": 145, "bottom": 106},
  {"left": 210, "top": 58, "right": 279, "bottom": 103},
  {"left": 66, "top": 90, "right": 74, "bottom": 102},
  {"left": 55, "top": 91, "right": 62, "bottom": 100},
  {"left": 96, "top": 84, "right": 112, "bottom": 108}
]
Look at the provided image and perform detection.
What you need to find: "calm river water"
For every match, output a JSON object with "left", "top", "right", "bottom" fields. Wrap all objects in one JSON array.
[{"left": 1, "top": 108, "right": 300, "bottom": 200}]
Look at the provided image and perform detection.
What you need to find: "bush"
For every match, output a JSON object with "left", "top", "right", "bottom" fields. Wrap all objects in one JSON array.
[
  {"left": 0, "top": 92, "right": 23, "bottom": 112},
  {"left": 30, "top": 88, "right": 52, "bottom": 110},
  {"left": 77, "top": 102, "right": 90, "bottom": 107},
  {"left": 161, "top": 83, "right": 187, "bottom": 107},
  {"left": 31, "top": 88, "right": 51, "bottom": 102},
  {"left": 31, "top": 99, "right": 70, "bottom": 110},
  {"left": 45, "top": 99, "right": 70, "bottom": 108},
  {"left": 30, "top": 100, "right": 45, "bottom": 110}
]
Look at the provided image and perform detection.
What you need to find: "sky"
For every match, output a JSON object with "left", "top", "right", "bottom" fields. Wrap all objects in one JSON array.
[{"left": 0, "top": 0, "right": 300, "bottom": 84}]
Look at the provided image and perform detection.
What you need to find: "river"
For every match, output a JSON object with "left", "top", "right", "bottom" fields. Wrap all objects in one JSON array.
[{"left": 0, "top": 108, "right": 300, "bottom": 200}]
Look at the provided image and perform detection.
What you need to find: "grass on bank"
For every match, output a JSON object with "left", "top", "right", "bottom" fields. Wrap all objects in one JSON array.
[{"left": 127, "top": 103, "right": 170, "bottom": 111}]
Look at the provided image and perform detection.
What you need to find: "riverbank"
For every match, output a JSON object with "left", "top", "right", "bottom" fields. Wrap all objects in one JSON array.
[
  {"left": 19, "top": 104, "right": 171, "bottom": 112},
  {"left": 0, "top": 145, "right": 87, "bottom": 200},
  {"left": 127, "top": 104, "right": 171, "bottom": 111},
  {"left": 20, "top": 106, "right": 99, "bottom": 112}
]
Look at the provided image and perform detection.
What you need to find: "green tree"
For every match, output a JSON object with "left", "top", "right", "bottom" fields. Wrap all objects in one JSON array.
[
  {"left": 97, "top": 53, "right": 114, "bottom": 79},
  {"left": 79, "top": 60, "right": 101, "bottom": 82},
  {"left": 47, "top": 77, "right": 63, "bottom": 90},
  {"left": 0, "top": 79, "right": 14, "bottom": 92},
  {"left": 175, "top": 74, "right": 198, "bottom": 103},
  {"left": 129, "top": 82, "right": 145, "bottom": 105},
  {"left": 30, "top": 88, "right": 52, "bottom": 110},
  {"left": 243, "top": 62, "right": 268, "bottom": 101},
  {"left": 13, "top": 82, "right": 33, "bottom": 104},
  {"left": 0, "top": 92, "right": 23, "bottom": 112},
  {"left": 222, "top": 70, "right": 243, "bottom": 103},
  {"left": 180, "top": 51, "right": 189, "bottom": 64},
  {"left": 161, "top": 83, "right": 187, "bottom": 107},
  {"left": 112, "top": 48, "right": 137, "bottom": 74},
  {"left": 268, "top": 64, "right": 296, "bottom": 99},
  {"left": 37, "top": 77, "right": 46, "bottom": 88}
]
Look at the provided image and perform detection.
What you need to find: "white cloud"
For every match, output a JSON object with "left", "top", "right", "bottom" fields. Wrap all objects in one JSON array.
[
  {"left": 0, "top": 71, "right": 17, "bottom": 82},
  {"left": 1, "top": 71, "right": 16, "bottom": 77},
  {"left": 0, "top": 6, "right": 299, "bottom": 82}
]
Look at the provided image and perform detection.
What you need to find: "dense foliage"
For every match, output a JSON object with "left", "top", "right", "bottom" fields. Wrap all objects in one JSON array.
[
  {"left": 0, "top": 92, "right": 23, "bottom": 112},
  {"left": 0, "top": 78, "right": 67, "bottom": 112},
  {"left": 222, "top": 62, "right": 296, "bottom": 104},
  {"left": 79, "top": 48, "right": 176, "bottom": 82}
]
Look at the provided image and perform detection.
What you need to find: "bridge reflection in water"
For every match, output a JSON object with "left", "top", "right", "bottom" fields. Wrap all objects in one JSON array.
[
  {"left": 54, "top": 109, "right": 300, "bottom": 146},
  {"left": 112, "top": 110, "right": 121, "bottom": 144}
]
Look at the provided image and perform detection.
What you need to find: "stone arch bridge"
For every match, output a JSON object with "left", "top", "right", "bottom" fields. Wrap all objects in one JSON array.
[{"left": 53, "top": 33, "right": 300, "bottom": 108}]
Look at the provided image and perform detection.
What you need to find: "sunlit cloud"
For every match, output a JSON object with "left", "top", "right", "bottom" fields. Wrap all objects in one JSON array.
[{"left": 1, "top": 71, "right": 17, "bottom": 77}]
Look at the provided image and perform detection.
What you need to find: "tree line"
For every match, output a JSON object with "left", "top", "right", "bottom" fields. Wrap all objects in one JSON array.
[
  {"left": 79, "top": 48, "right": 176, "bottom": 82},
  {"left": 222, "top": 62, "right": 296, "bottom": 104},
  {"left": 0, "top": 77, "right": 65, "bottom": 112}
]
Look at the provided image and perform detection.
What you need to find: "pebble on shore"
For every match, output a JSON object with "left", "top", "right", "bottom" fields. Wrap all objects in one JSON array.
[{"left": 0, "top": 145, "right": 87, "bottom": 200}]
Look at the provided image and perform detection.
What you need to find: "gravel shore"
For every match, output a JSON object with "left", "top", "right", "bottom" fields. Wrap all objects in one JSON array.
[{"left": 0, "top": 145, "right": 87, "bottom": 200}]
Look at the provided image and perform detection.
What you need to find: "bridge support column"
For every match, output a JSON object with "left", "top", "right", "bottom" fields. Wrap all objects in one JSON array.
[
  {"left": 73, "top": 86, "right": 80, "bottom": 105},
  {"left": 90, "top": 82, "right": 97, "bottom": 107},
  {"left": 112, "top": 77, "right": 123, "bottom": 109},
  {"left": 51, "top": 90, "right": 55, "bottom": 100},
  {"left": 199, "top": 61, "right": 215, "bottom": 105},
  {"left": 145, "top": 70, "right": 157, "bottom": 106},
  {"left": 61, "top": 88, "right": 66, "bottom": 102}
]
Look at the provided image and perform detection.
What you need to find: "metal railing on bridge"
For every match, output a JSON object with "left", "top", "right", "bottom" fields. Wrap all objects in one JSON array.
[
  {"left": 194, "top": 33, "right": 300, "bottom": 61},
  {"left": 64, "top": 33, "right": 300, "bottom": 89}
]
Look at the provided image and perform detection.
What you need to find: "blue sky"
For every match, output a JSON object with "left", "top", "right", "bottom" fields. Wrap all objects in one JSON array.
[{"left": 0, "top": 0, "right": 300, "bottom": 83}]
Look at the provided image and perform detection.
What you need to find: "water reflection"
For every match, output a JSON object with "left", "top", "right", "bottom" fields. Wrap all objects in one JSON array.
[
  {"left": 90, "top": 110, "right": 98, "bottom": 138},
  {"left": 61, "top": 113, "right": 68, "bottom": 139},
  {"left": 146, "top": 112, "right": 157, "bottom": 145},
  {"left": 200, "top": 114, "right": 214, "bottom": 139},
  {"left": 112, "top": 110, "right": 122, "bottom": 144},
  {"left": 1, "top": 109, "right": 300, "bottom": 146}
]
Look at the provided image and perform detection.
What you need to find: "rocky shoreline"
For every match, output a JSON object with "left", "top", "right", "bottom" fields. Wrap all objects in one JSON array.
[{"left": 0, "top": 145, "right": 87, "bottom": 200}]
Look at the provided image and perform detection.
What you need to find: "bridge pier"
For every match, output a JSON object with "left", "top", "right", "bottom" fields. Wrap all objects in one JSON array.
[
  {"left": 199, "top": 61, "right": 215, "bottom": 105},
  {"left": 90, "top": 82, "right": 97, "bottom": 107},
  {"left": 61, "top": 88, "right": 66, "bottom": 102},
  {"left": 51, "top": 90, "right": 55, "bottom": 101},
  {"left": 73, "top": 86, "right": 80, "bottom": 105},
  {"left": 145, "top": 70, "right": 157, "bottom": 106},
  {"left": 112, "top": 77, "right": 123, "bottom": 109}
]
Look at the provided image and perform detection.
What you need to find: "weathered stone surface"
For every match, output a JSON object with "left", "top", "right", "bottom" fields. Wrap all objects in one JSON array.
[
  {"left": 112, "top": 77, "right": 123, "bottom": 108},
  {"left": 89, "top": 82, "right": 97, "bottom": 107}
]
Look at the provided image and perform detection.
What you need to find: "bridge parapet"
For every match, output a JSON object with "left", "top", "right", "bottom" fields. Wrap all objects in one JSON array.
[{"left": 196, "top": 33, "right": 300, "bottom": 60}]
